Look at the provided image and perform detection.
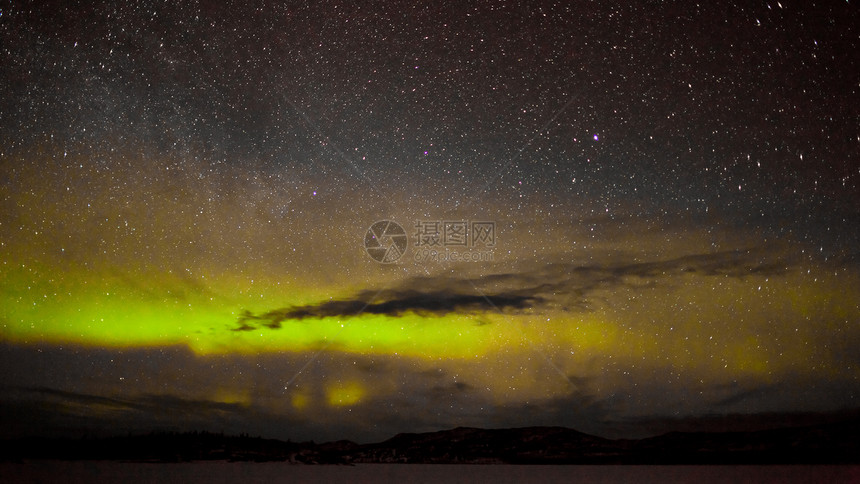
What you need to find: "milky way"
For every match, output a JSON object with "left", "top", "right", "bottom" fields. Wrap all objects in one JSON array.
[{"left": 1, "top": 1, "right": 858, "bottom": 442}]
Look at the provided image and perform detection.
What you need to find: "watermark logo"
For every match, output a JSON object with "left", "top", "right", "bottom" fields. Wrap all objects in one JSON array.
[
  {"left": 364, "top": 220, "right": 409, "bottom": 263},
  {"left": 414, "top": 220, "right": 496, "bottom": 248},
  {"left": 365, "top": 220, "right": 496, "bottom": 263}
]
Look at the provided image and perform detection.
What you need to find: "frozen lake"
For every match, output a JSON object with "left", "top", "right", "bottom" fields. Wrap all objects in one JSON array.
[{"left": 1, "top": 462, "right": 857, "bottom": 483}]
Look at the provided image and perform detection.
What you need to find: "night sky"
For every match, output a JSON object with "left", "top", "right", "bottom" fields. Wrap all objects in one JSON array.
[{"left": 1, "top": 1, "right": 859, "bottom": 443}]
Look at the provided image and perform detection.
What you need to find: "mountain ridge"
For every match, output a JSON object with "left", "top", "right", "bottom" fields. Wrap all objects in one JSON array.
[{"left": 3, "top": 418, "right": 859, "bottom": 464}]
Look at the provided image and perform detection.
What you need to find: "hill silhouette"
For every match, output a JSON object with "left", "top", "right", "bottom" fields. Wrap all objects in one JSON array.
[{"left": 3, "top": 417, "right": 859, "bottom": 464}]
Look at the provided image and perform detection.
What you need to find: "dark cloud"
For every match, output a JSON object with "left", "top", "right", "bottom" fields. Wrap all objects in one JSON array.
[
  {"left": 713, "top": 383, "right": 784, "bottom": 409},
  {"left": 619, "top": 409, "right": 860, "bottom": 439},
  {"left": 0, "top": 381, "right": 479, "bottom": 444},
  {"left": 477, "top": 383, "right": 616, "bottom": 438},
  {"left": 233, "top": 288, "right": 543, "bottom": 331},
  {"left": 426, "top": 381, "right": 475, "bottom": 401},
  {"left": 481, "top": 246, "right": 793, "bottom": 295},
  {"left": 0, "top": 386, "right": 262, "bottom": 439},
  {"left": 234, "top": 247, "right": 794, "bottom": 331},
  {"left": 606, "top": 249, "right": 792, "bottom": 279}
]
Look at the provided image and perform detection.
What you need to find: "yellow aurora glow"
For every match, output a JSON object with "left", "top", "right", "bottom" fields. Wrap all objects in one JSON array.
[{"left": 3, "top": 228, "right": 856, "bottom": 376}]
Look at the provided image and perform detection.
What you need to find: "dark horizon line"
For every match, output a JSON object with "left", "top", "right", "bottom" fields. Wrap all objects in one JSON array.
[{"left": 3, "top": 408, "right": 860, "bottom": 465}]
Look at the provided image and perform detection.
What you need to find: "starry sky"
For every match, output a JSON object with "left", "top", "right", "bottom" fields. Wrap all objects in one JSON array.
[{"left": 1, "top": 1, "right": 859, "bottom": 443}]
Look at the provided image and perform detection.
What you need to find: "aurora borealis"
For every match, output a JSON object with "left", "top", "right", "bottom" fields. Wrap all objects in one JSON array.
[{"left": 1, "top": 1, "right": 859, "bottom": 444}]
